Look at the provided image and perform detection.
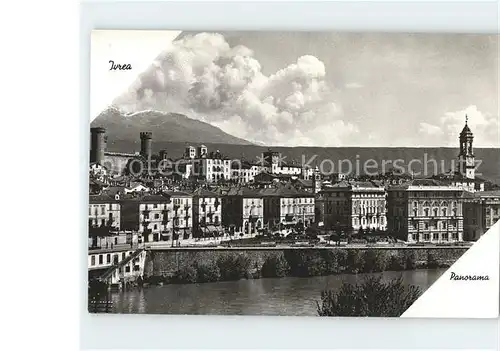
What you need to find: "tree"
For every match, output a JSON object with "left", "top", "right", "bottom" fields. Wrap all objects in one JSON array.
[{"left": 316, "top": 276, "right": 422, "bottom": 317}]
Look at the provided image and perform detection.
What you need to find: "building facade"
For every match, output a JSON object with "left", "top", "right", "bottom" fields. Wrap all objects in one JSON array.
[
  {"left": 387, "top": 179, "right": 464, "bottom": 242},
  {"left": 222, "top": 187, "right": 264, "bottom": 236},
  {"left": 463, "top": 190, "right": 500, "bottom": 241},
  {"left": 89, "top": 194, "right": 121, "bottom": 230},
  {"left": 192, "top": 188, "right": 223, "bottom": 237},
  {"left": 168, "top": 191, "right": 194, "bottom": 242},
  {"left": 320, "top": 181, "right": 387, "bottom": 232},
  {"left": 260, "top": 186, "right": 315, "bottom": 230}
]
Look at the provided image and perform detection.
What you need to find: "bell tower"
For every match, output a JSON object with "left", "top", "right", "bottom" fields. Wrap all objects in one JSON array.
[{"left": 457, "top": 115, "right": 475, "bottom": 179}]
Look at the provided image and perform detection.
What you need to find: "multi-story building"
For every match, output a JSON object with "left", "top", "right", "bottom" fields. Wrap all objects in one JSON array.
[
  {"left": 222, "top": 187, "right": 264, "bottom": 236},
  {"left": 167, "top": 191, "right": 194, "bottom": 242},
  {"left": 120, "top": 194, "right": 171, "bottom": 243},
  {"left": 192, "top": 188, "right": 222, "bottom": 237},
  {"left": 260, "top": 185, "right": 315, "bottom": 230},
  {"left": 463, "top": 190, "right": 500, "bottom": 241},
  {"left": 231, "top": 161, "right": 261, "bottom": 184},
  {"left": 319, "top": 181, "right": 386, "bottom": 232},
  {"left": 387, "top": 179, "right": 464, "bottom": 242},
  {"left": 88, "top": 194, "right": 121, "bottom": 230},
  {"left": 191, "top": 150, "right": 232, "bottom": 183},
  {"left": 262, "top": 149, "right": 302, "bottom": 176}
]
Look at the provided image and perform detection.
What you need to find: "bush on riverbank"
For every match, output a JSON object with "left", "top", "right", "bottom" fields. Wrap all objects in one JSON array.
[
  {"left": 387, "top": 254, "right": 406, "bottom": 271},
  {"left": 284, "top": 250, "right": 328, "bottom": 277},
  {"left": 145, "top": 247, "right": 449, "bottom": 285},
  {"left": 316, "top": 276, "right": 422, "bottom": 317},
  {"left": 173, "top": 265, "right": 198, "bottom": 283},
  {"left": 217, "top": 254, "right": 252, "bottom": 281},
  {"left": 404, "top": 251, "right": 417, "bottom": 270},
  {"left": 261, "top": 255, "right": 290, "bottom": 278},
  {"left": 196, "top": 261, "right": 221, "bottom": 282},
  {"left": 361, "top": 250, "right": 388, "bottom": 273},
  {"left": 344, "top": 250, "right": 364, "bottom": 274}
]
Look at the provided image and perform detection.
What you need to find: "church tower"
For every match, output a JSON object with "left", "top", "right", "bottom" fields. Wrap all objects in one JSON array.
[{"left": 457, "top": 115, "right": 475, "bottom": 179}]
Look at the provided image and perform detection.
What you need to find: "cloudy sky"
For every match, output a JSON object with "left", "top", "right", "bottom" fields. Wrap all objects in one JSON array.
[{"left": 108, "top": 31, "right": 499, "bottom": 147}]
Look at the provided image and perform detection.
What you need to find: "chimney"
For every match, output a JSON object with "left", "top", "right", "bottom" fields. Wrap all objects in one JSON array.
[
  {"left": 90, "top": 127, "right": 106, "bottom": 165},
  {"left": 140, "top": 132, "right": 152, "bottom": 160}
]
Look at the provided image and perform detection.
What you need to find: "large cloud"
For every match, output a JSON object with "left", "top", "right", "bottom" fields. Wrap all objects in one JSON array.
[
  {"left": 418, "top": 105, "right": 499, "bottom": 147},
  {"left": 112, "top": 32, "right": 357, "bottom": 146}
]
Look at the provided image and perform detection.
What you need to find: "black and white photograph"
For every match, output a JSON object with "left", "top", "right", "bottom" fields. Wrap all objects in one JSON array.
[{"left": 88, "top": 30, "right": 499, "bottom": 317}]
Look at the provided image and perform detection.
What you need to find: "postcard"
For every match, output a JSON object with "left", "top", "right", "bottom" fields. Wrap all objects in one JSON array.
[{"left": 88, "top": 30, "right": 499, "bottom": 317}]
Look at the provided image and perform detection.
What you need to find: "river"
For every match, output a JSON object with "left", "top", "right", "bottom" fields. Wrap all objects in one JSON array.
[{"left": 109, "top": 268, "right": 447, "bottom": 316}]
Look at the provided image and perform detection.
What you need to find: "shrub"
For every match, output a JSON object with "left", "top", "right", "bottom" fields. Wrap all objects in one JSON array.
[
  {"left": 403, "top": 251, "right": 417, "bottom": 270},
  {"left": 426, "top": 251, "right": 440, "bottom": 269},
  {"left": 261, "top": 255, "right": 290, "bottom": 278},
  {"left": 174, "top": 265, "right": 198, "bottom": 283},
  {"left": 196, "top": 261, "right": 221, "bottom": 283},
  {"left": 387, "top": 254, "right": 405, "bottom": 271},
  {"left": 284, "top": 250, "right": 328, "bottom": 277},
  {"left": 316, "top": 276, "right": 422, "bottom": 317},
  {"left": 344, "top": 250, "right": 364, "bottom": 274},
  {"left": 217, "top": 253, "right": 252, "bottom": 281},
  {"left": 362, "top": 250, "right": 388, "bottom": 273},
  {"left": 333, "top": 249, "right": 349, "bottom": 272}
]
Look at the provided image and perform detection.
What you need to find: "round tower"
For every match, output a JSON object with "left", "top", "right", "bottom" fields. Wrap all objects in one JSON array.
[
  {"left": 90, "top": 127, "right": 106, "bottom": 165},
  {"left": 140, "top": 132, "right": 152, "bottom": 160}
]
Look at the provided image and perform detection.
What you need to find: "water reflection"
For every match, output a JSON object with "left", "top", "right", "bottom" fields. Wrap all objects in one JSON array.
[{"left": 111, "top": 269, "right": 446, "bottom": 316}]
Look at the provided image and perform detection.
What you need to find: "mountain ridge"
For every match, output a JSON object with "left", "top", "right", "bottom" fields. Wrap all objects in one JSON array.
[{"left": 91, "top": 107, "right": 254, "bottom": 145}]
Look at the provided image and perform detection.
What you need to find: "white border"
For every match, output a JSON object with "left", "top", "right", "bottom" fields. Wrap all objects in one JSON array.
[{"left": 80, "top": 1, "right": 500, "bottom": 350}]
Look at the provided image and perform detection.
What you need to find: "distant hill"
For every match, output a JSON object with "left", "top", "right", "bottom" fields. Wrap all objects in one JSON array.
[
  {"left": 104, "top": 140, "right": 500, "bottom": 185},
  {"left": 91, "top": 107, "right": 254, "bottom": 145}
]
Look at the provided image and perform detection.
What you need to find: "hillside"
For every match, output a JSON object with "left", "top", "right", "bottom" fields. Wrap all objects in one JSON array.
[
  {"left": 104, "top": 140, "right": 500, "bottom": 185},
  {"left": 91, "top": 107, "right": 254, "bottom": 145}
]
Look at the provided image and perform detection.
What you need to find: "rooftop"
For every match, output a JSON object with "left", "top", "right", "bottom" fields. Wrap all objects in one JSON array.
[{"left": 191, "top": 188, "right": 220, "bottom": 198}]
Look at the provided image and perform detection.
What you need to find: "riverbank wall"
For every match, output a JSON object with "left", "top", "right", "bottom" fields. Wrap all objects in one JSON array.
[{"left": 143, "top": 247, "right": 468, "bottom": 284}]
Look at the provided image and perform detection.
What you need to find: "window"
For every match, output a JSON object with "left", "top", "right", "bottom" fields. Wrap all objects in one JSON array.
[
  {"left": 154, "top": 214, "right": 159, "bottom": 219},
  {"left": 424, "top": 208, "right": 429, "bottom": 217},
  {"left": 154, "top": 224, "right": 158, "bottom": 230},
  {"left": 109, "top": 203, "right": 113, "bottom": 210},
  {"left": 452, "top": 233, "right": 459, "bottom": 240},
  {"left": 106, "top": 254, "right": 111, "bottom": 264},
  {"left": 101, "top": 219, "right": 106, "bottom": 227},
  {"left": 423, "top": 233, "right": 430, "bottom": 241},
  {"left": 442, "top": 233, "right": 449, "bottom": 241},
  {"left": 122, "top": 253, "right": 126, "bottom": 260},
  {"left": 98, "top": 255, "right": 103, "bottom": 264},
  {"left": 433, "top": 208, "right": 438, "bottom": 217},
  {"left": 442, "top": 208, "right": 447, "bottom": 216},
  {"left": 125, "top": 265, "right": 131, "bottom": 273},
  {"left": 432, "top": 233, "right": 439, "bottom": 240},
  {"left": 101, "top": 205, "right": 105, "bottom": 215},
  {"left": 91, "top": 255, "right": 95, "bottom": 266},
  {"left": 153, "top": 204, "right": 157, "bottom": 208},
  {"left": 114, "top": 237, "right": 117, "bottom": 245}
]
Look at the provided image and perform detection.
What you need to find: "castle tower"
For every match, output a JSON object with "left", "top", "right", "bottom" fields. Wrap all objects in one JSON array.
[
  {"left": 457, "top": 115, "right": 475, "bottom": 179},
  {"left": 90, "top": 127, "right": 106, "bottom": 165},
  {"left": 140, "top": 132, "right": 152, "bottom": 160}
]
